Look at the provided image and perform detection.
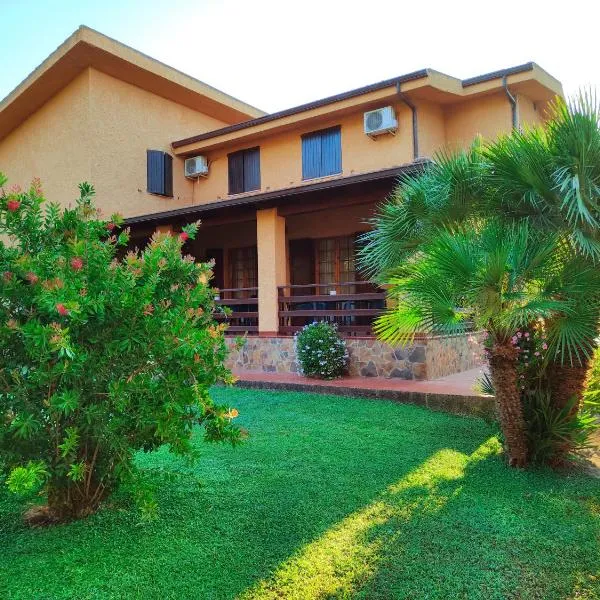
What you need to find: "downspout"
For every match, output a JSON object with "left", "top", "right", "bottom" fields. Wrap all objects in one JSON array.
[
  {"left": 502, "top": 75, "right": 518, "bottom": 130},
  {"left": 396, "top": 82, "right": 419, "bottom": 160}
]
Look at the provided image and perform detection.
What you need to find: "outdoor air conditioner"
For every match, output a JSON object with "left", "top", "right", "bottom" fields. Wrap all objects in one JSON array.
[
  {"left": 364, "top": 106, "right": 398, "bottom": 138},
  {"left": 184, "top": 155, "right": 209, "bottom": 178}
]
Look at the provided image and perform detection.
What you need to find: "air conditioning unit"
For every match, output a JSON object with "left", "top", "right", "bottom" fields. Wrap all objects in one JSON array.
[
  {"left": 184, "top": 155, "right": 209, "bottom": 178},
  {"left": 364, "top": 106, "right": 398, "bottom": 138}
]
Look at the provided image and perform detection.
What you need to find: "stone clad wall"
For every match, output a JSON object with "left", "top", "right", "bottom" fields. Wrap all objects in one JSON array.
[{"left": 225, "top": 333, "right": 484, "bottom": 380}]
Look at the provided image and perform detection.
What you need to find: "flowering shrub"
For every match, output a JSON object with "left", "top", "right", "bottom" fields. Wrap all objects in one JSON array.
[
  {"left": 481, "top": 324, "right": 597, "bottom": 464},
  {"left": 295, "top": 322, "right": 348, "bottom": 379},
  {"left": 0, "top": 175, "right": 241, "bottom": 522}
]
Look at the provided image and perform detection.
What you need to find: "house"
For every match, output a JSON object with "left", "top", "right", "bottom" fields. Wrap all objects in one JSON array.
[{"left": 0, "top": 26, "right": 563, "bottom": 379}]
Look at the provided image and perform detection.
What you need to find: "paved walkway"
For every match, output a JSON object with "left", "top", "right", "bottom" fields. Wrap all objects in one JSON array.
[
  {"left": 233, "top": 367, "right": 485, "bottom": 396},
  {"left": 232, "top": 367, "right": 494, "bottom": 418}
]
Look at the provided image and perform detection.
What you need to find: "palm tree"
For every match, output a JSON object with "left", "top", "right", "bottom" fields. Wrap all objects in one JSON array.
[
  {"left": 374, "top": 221, "right": 579, "bottom": 466},
  {"left": 360, "top": 93, "right": 600, "bottom": 463},
  {"left": 482, "top": 93, "right": 600, "bottom": 409}
]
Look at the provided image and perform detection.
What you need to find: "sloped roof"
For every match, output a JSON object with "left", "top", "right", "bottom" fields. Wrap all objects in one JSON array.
[{"left": 0, "top": 26, "right": 265, "bottom": 142}]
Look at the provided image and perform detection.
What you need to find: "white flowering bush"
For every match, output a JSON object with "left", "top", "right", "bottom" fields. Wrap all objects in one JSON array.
[{"left": 295, "top": 322, "right": 348, "bottom": 379}]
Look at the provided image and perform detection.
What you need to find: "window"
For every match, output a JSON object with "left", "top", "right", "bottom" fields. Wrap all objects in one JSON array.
[
  {"left": 229, "top": 246, "right": 258, "bottom": 297},
  {"left": 301, "top": 126, "right": 342, "bottom": 180},
  {"left": 315, "top": 235, "right": 357, "bottom": 294},
  {"left": 146, "top": 150, "right": 173, "bottom": 197},
  {"left": 228, "top": 147, "right": 260, "bottom": 195}
]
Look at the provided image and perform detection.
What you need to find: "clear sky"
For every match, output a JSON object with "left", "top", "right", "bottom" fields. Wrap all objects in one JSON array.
[{"left": 1, "top": 0, "right": 599, "bottom": 113}]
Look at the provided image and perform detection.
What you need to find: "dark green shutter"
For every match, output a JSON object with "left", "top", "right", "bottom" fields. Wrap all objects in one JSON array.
[
  {"left": 243, "top": 148, "right": 260, "bottom": 192},
  {"left": 229, "top": 147, "right": 260, "bottom": 194},
  {"left": 228, "top": 151, "right": 245, "bottom": 194},
  {"left": 147, "top": 150, "right": 173, "bottom": 196}
]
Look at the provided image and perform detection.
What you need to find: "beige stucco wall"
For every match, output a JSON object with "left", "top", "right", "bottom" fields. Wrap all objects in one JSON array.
[
  {"left": 417, "top": 100, "right": 447, "bottom": 158},
  {"left": 0, "top": 69, "right": 546, "bottom": 221},
  {"left": 517, "top": 93, "right": 542, "bottom": 129},
  {"left": 191, "top": 100, "right": 416, "bottom": 205},
  {"left": 0, "top": 70, "right": 92, "bottom": 202},
  {"left": 444, "top": 92, "right": 512, "bottom": 151},
  {"left": 88, "top": 69, "right": 229, "bottom": 217},
  {"left": 0, "top": 67, "right": 232, "bottom": 217}
]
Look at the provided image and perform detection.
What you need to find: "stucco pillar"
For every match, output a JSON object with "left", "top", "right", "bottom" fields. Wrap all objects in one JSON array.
[{"left": 256, "top": 207, "right": 287, "bottom": 335}]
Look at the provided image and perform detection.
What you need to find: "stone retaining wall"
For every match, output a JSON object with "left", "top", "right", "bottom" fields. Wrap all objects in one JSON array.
[{"left": 226, "top": 333, "right": 484, "bottom": 380}]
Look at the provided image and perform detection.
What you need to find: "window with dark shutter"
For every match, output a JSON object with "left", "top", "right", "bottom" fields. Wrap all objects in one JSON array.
[
  {"left": 146, "top": 150, "right": 173, "bottom": 197},
  {"left": 228, "top": 147, "right": 260, "bottom": 195},
  {"left": 302, "top": 126, "right": 341, "bottom": 180}
]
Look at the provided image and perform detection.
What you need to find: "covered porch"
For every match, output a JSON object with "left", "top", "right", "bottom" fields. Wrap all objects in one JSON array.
[{"left": 127, "top": 166, "right": 407, "bottom": 338}]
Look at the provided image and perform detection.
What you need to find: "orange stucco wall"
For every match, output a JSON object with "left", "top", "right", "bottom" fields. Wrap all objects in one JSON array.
[
  {"left": 87, "top": 69, "right": 229, "bottom": 217},
  {"left": 188, "top": 90, "right": 546, "bottom": 206},
  {"left": 0, "top": 69, "right": 547, "bottom": 220},
  {"left": 0, "top": 67, "right": 232, "bottom": 217},
  {"left": 192, "top": 100, "right": 415, "bottom": 205},
  {"left": 444, "top": 92, "right": 512, "bottom": 151},
  {"left": 0, "top": 70, "right": 92, "bottom": 202}
]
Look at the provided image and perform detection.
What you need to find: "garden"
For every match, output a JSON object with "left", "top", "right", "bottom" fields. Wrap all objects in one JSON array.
[
  {"left": 1, "top": 94, "right": 600, "bottom": 599},
  {"left": 1, "top": 388, "right": 599, "bottom": 599}
]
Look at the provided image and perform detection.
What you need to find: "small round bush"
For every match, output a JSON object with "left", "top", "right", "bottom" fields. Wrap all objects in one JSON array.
[{"left": 295, "top": 322, "right": 348, "bottom": 379}]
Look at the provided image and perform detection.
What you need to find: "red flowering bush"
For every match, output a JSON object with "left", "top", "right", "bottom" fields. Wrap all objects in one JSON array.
[{"left": 0, "top": 174, "right": 241, "bottom": 522}]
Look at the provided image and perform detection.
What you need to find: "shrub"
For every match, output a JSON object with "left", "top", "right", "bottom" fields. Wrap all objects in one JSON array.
[
  {"left": 583, "top": 347, "right": 600, "bottom": 415},
  {"left": 478, "top": 325, "right": 598, "bottom": 465},
  {"left": 295, "top": 322, "right": 348, "bottom": 379},
  {"left": 523, "top": 390, "right": 598, "bottom": 466},
  {"left": 0, "top": 176, "right": 241, "bottom": 522}
]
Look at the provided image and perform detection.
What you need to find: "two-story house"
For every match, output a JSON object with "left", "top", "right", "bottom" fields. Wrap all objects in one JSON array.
[{"left": 0, "top": 26, "right": 563, "bottom": 379}]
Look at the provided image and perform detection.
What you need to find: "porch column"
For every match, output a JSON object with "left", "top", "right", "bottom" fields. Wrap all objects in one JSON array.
[{"left": 256, "top": 207, "right": 287, "bottom": 335}]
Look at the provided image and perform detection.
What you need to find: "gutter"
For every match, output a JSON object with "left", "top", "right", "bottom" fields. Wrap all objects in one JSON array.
[
  {"left": 396, "top": 82, "right": 419, "bottom": 160},
  {"left": 502, "top": 75, "right": 518, "bottom": 129}
]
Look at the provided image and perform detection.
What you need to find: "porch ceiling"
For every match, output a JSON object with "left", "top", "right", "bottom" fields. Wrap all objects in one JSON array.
[{"left": 125, "top": 161, "right": 429, "bottom": 227}]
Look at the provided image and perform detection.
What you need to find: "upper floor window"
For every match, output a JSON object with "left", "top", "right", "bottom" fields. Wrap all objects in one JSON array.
[
  {"left": 228, "top": 147, "right": 260, "bottom": 195},
  {"left": 146, "top": 150, "right": 173, "bottom": 197},
  {"left": 301, "top": 126, "right": 341, "bottom": 180}
]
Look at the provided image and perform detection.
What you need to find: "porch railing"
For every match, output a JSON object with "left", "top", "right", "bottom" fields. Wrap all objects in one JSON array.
[
  {"left": 214, "top": 287, "right": 258, "bottom": 334},
  {"left": 277, "top": 281, "right": 386, "bottom": 336}
]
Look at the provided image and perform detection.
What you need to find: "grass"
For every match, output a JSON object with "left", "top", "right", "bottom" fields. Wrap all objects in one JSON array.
[{"left": 1, "top": 388, "right": 599, "bottom": 600}]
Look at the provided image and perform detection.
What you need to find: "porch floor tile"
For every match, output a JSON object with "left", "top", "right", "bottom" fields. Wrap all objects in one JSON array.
[
  {"left": 231, "top": 367, "right": 494, "bottom": 418},
  {"left": 233, "top": 367, "right": 485, "bottom": 396}
]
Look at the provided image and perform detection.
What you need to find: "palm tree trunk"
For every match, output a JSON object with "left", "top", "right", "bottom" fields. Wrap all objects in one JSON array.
[
  {"left": 488, "top": 341, "right": 528, "bottom": 467},
  {"left": 548, "top": 358, "right": 591, "bottom": 416}
]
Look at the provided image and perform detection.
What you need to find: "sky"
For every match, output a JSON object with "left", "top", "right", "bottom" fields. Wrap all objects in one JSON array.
[{"left": 1, "top": 0, "right": 599, "bottom": 113}]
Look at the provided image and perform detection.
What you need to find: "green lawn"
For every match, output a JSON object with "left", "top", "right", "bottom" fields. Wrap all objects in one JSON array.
[{"left": 1, "top": 388, "right": 599, "bottom": 600}]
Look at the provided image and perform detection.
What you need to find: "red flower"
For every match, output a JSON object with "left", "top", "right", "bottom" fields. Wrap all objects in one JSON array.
[
  {"left": 179, "top": 232, "right": 189, "bottom": 242},
  {"left": 106, "top": 222, "right": 116, "bottom": 232},
  {"left": 70, "top": 257, "right": 84, "bottom": 271},
  {"left": 56, "top": 303, "right": 69, "bottom": 316},
  {"left": 7, "top": 200, "right": 20, "bottom": 212},
  {"left": 3, "top": 271, "right": 13, "bottom": 281},
  {"left": 25, "top": 272, "right": 39, "bottom": 284}
]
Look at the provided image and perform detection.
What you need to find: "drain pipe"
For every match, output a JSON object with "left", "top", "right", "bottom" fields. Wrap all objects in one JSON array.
[
  {"left": 396, "top": 82, "right": 419, "bottom": 160},
  {"left": 502, "top": 75, "right": 518, "bottom": 130}
]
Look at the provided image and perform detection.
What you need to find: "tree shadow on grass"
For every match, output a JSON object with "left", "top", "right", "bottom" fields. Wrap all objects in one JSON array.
[
  {"left": 2, "top": 389, "right": 597, "bottom": 599},
  {"left": 239, "top": 437, "right": 600, "bottom": 600}
]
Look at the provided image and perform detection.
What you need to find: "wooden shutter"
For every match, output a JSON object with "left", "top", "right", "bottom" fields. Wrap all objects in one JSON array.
[
  {"left": 228, "top": 151, "right": 245, "bottom": 194},
  {"left": 302, "top": 126, "right": 341, "bottom": 179},
  {"left": 147, "top": 150, "right": 173, "bottom": 196},
  {"left": 163, "top": 153, "right": 173, "bottom": 197},
  {"left": 302, "top": 132, "right": 322, "bottom": 180},
  {"left": 243, "top": 148, "right": 261, "bottom": 192},
  {"left": 321, "top": 127, "right": 341, "bottom": 176},
  {"left": 147, "top": 150, "right": 164, "bottom": 194}
]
